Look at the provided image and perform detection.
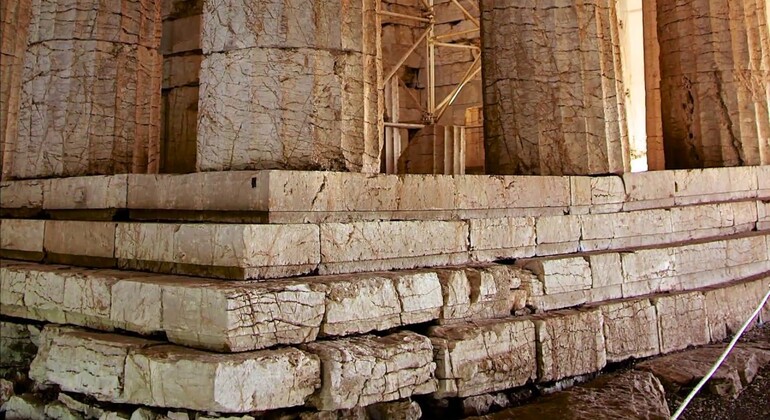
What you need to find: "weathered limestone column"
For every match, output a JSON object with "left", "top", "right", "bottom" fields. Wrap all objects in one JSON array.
[
  {"left": 6, "top": 0, "right": 162, "bottom": 179},
  {"left": 657, "top": 0, "right": 770, "bottom": 168},
  {"left": 642, "top": 0, "right": 666, "bottom": 170},
  {"left": 0, "top": 0, "right": 32, "bottom": 178},
  {"left": 197, "top": 0, "right": 381, "bottom": 172},
  {"left": 481, "top": 0, "right": 630, "bottom": 176}
]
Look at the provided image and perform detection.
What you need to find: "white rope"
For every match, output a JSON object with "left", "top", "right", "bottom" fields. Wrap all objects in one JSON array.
[{"left": 671, "top": 285, "right": 770, "bottom": 420}]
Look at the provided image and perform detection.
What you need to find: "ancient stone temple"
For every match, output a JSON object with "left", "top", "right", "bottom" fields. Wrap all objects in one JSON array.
[{"left": 0, "top": 0, "right": 769, "bottom": 419}]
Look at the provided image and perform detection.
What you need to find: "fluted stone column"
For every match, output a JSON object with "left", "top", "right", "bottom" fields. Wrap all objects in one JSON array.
[
  {"left": 0, "top": 0, "right": 32, "bottom": 178},
  {"left": 6, "top": 0, "right": 162, "bottom": 179},
  {"left": 481, "top": 0, "right": 630, "bottom": 176},
  {"left": 197, "top": 0, "right": 381, "bottom": 172},
  {"left": 657, "top": 0, "right": 770, "bottom": 168}
]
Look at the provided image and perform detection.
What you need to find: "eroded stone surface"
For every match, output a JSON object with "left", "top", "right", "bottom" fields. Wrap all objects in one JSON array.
[
  {"left": 534, "top": 309, "right": 607, "bottom": 382},
  {"left": 0, "top": 321, "right": 38, "bottom": 375},
  {"left": 653, "top": 292, "right": 709, "bottom": 354},
  {"left": 429, "top": 318, "right": 537, "bottom": 397},
  {"left": 600, "top": 299, "right": 660, "bottom": 362},
  {"left": 304, "top": 332, "right": 436, "bottom": 410},
  {"left": 482, "top": 0, "right": 629, "bottom": 175}
]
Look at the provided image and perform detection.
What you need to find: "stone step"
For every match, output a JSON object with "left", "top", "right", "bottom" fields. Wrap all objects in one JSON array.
[
  {"left": 29, "top": 326, "right": 435, "bottom": 413},
  {"left": 2, "top": 232, "right": 768, "bottom": 352},
  {"left": 0, "top": 260, "right": 525, "bottom": 352},
  {"left": 518, "top": 232, "right": 770, "bottom": 311},
  {"left": 0, "top": 198, "right": 764, "bottom": 279},
  {"left": 1, "top": 167, "right": 768, "bottom": 223}
]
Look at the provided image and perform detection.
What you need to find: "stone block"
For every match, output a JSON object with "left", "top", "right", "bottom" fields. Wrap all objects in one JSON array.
[
  {"left": 455, "top": 176, "right": 571, "bottom": 210},
  {"left": 0, "top": 219, "right": 44, "bottom": 255},
  {"left": 674, "top": 167, "right": 758, "bottom": 205},
  {"left": 703, "top": 280, "right": 764, "bottom": 343},
  {"left": 0, "top": 180, "right": 43, "bottom": 210},
  {"left": 520, "top": 257, "right": 591, "bottom": 295},
  {"left": 43, "top": 175, "right": 129, "bottom": 210},
  {"left": 436, "top": 267, "right": 512, "bottom": 323},
  {"left": 319, "top": 221, "right": 468, "bottom": 274},
  {"left": 600, "top": 299, "right": 660, "bottom": 362},
  {"left": 124, "top": 346, "right": 320, "bottom": 413},
  {"left": 429, "top": 318, "right": 537, "bottom": 397},
  {"left": 534, "top": 309, "right": 607, "bottom": 382},
  {"left": 2, "top": 395, "right": 47, "bottom": 420},
  {"left": 44, "top": 221, "right": 117, "bottom": 260},
  {"left": 31, "top": 326, "right": 321, "bottom": 412},
  {"left": 758, "top": 166, "right": 770, "bottom": 197},
  {"left": 469, "top": 217, "right": 536, "bottom": 261},
  {"left": 758, "top": 200, "right": 770, "bottom": 230},
  {"left": 0, "top": 321, "right": 38, "bottom": 374},
  {"left": 303, "top": 332, "right": 436, "bottom": 410},
  {"left": 535, "top": 215, "right": 581, "bottom": 255},
  {"left": 527, "top": 290, "right": 588, "bottom": 311},
  {"left": 653, "top": 292, "right": 709, "bottom": 354},
  {"left": 589, "top": 253, "right": 623, "bottom": 288},
  {"left": 116, "top": 222, "right": 320, "bottom": 279},
  {"left": 580, "top": 209, "right": 672, "bottom": 251},
  {"left": 161, "top": 279, "right": 325, "bottom": 352},
  {"left": 622, "top": 171, "right": 676, "bottom": 211},
  {"left": 387, "top": 271, "right": 444, "bottom": 325}
]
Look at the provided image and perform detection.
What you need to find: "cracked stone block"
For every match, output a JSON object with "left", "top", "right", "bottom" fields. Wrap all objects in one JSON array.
[
  {"left": 622, "top": 171, "right": 676, "bottom": 210},
  {"left": 580, "top": 209, "right": 672, "bottom": 251},
  {"left": 0, "top": 321, "right": 38, "bottom": 375},
  {"left": 0, "top": 180, "right": 42, "bottom": 211},
  {"left": 44, "top": 401, "right": 84, "bottom": 420},
  {"left": 660, "top": 0, "right": 770, "bottom": 167},
  {"left": 670, "top": 202, "right": 758, "bottom": 242},
  {"left": 319, "top": 221, "right": 469, "bottom": 274},
  {"left": 197, "top": 0, "right": 379, "bottom": 173},
  {"left": 1, "top": 394, "right": 47, "bottom": 420},
  {"left": 600, "top": 299, "right": 660, "bottom": 363},
  {"left": 534, "top": 215, "right": 581, "bottom": 255},
  {"left": 43, "top": 175, "right": 129, "bottom": 210},
  {"left": 758, "top": 201, "right": 770, "bottom": 230},
  {"left": 653, "top": 292, "right": 709, "bottom": 354},
  {"left": 703, "top": 280, "right": 764, "bottom": 343},
  {"left": 473, "top": 371, "right": 670, "bottom": 419},
  {"left": 31, "top": 326, "right": 321, "bottom": 412},
  {"left": 527, "top": 290, "right": 588, "bottom": 312},
  {"left": 520, "top": 257, "right": 592, "bottom": 295},
  {"left": 304, "top": 332, "right": 436, "bottom": 410},
  {"left": 455, "top": 175, "right": 571, "bottom": 210},
  {"left": 12, "top": 39, "right": 161, "bottom": 178},
  {"left": 429, "top": 318, "right": 537, "bottom": 397},
  {"left": 534, "top": 309, "right": 607, "bottom": 382},
  {"left": 469, "top": 217, "right": 536, "bottom": 261},
  {"left": 589, "top": 253, "right": 623, "bottom": 288},
  {"left": 482, "top": 0, "right": 629, "bottom": 175},
  {"left": 0, "top": 219, "right": 44, "bottom": 256},
  {"left": 436, "top": 267, "right": 513, "bottom": 323},
  {"left": 115, "top": 222, "right": 321, "bottom": 279},
  {"left": 162, "top": 278, "right": 325, "bottom": 352}
]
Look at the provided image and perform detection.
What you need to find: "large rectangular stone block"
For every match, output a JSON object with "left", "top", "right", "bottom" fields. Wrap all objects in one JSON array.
[
  {"left": 319, "top": 221, "right": 469, "bottom": 274},
  {"left": 469, "top": 217, "right": 536, "bottom": 261},
  {"left": 43, "top": 175, "right": 129, "bottom": 210},
  {"left": 436, "top": 267, "right": 515, "bottom": 323},
  {"left": 303, "top": 332, "right": 436, "bottom": 410},
  {"left": 429, "top": 318, "right": 536, "bottom": 397},
  {"left": 30, "top": 326, "right": 321, "bottom": 413},
  {"left": 653, "top": 292, "right": 709, "bottom": 354},
  {"left": 0, "top": 219, "right": 44, "bottom": 258},
  {"left": 115, "top": 222, "right": 320, "bottom": 279},
  {"left": 520, "top": 257, "right": 592, "bottom": 295},
  {"left": 581, "top": 209, "right": 672, "bottom": 251},
  {"left": 600, "top": 299, "right": 660, "bottom": 362},
  {"left": 534, "top": 309, "right": 607, "bottom": 382}
]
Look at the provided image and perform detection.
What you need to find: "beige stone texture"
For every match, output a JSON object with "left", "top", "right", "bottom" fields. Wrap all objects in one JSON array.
[
  {"left": 600, "top": 299, "right": 660, "bottom": 362},
  {"left": 319, "top": 221, "right": 468, "bottom": 274},
  {"left": 429, "top": 318, "right": 537, "bottom": 398},
  {"left": 0, "top": 321, "right": 38, "bottom": 374},
  {"left": 527, "top": 290, "right": 588, "bottom": 312},
  {"left": 44, "top": 221, "right": 117, "bottom": 260},
  {"left": 124, "top": 345, "right": 320, "bottom": 413},
  {"left": 622, "top": 171, "right": 676, "bottom": 210},
  {"left": 674, "top": 167, "right": 759, "bottom": 204},
  {"left": 304, "top": 332, "right": 436, "bottom": 410},
  {"left": 657, "top": 0, "right": 770, "bottom": 168},
  {"left": 534, "top": 309, "right": 607, "bottom": 382},
  {"left": 161, "top": 278, "right": 325, "bottom": 352},
  {"left": 43, "top": 175, "right": 129, "bottom": 210},
  {"left": 482, "top": 0, "right": 629, "bottom": 175},
  {"left": 0, "top": 219, "right": 44, "bottom": 254},
  {"left": 703, "top": 279, "right": 766, "bottom": 343},
  {"left": 1, "top": 395, "right": 47, "bottom": 420},
  {"left": 653, "top": 292, "right": 710, "bottom": 354},
  {"left": 311, "top": 275, "right": 399, "bottom": 336},
  {"left": 569, "top": 176, "right": 626, "bottom": 214},
  {"left": 12, "top": 37, "right": 162, "bottom": 178},
  {"left": 116, "top": 222, "right": 320, "bottom": 279},
  {"left": 534, "top": 215, "right": 581, "bottom": 255},
  {"left": 669, "top": 201, "right": 758, "bottom": 242},
  {"left": 0, "top": 180, "right": 43, "bottom": 210},
  {"left": 455, "top": 175, "right": 571, "bottom": 211},
  {"left": 758, "top": 166, "right": 770, "bottom": 197},
  {"left": 469, "top": 217, "right": 536, "bottom": 261},
  {"left": 759, "top": 200, "right": 770, "bottom": 230},
  {"left": 436, "top": 267, "right": 513, "bottom": 323},
  {"left": 197, "top": 0, "right": 380, "bottom": 172},
  {"left": 580, "top": 209, "right": 672, "bottom": 251},
  {"left": 521, "top": 257, "right": 592, "bottom": 295},
  {"left": 0, "top": 0, "right": 32, "bottom": 179},
  {"left": 589, "top": 253, "right": 623, "bottom": 288},
  {"left": 32, "top": 326, "right": 321, "bottom": 412}
]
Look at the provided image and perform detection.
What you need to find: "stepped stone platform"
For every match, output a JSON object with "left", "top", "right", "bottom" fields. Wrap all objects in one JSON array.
[{"left": 2, "top": 167, "right": 770, "bottom": 418}]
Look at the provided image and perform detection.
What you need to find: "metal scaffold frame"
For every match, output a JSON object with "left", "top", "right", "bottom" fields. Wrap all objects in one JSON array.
[{"left": 376, "top": 0, "right": 481, "bottom": 128}]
